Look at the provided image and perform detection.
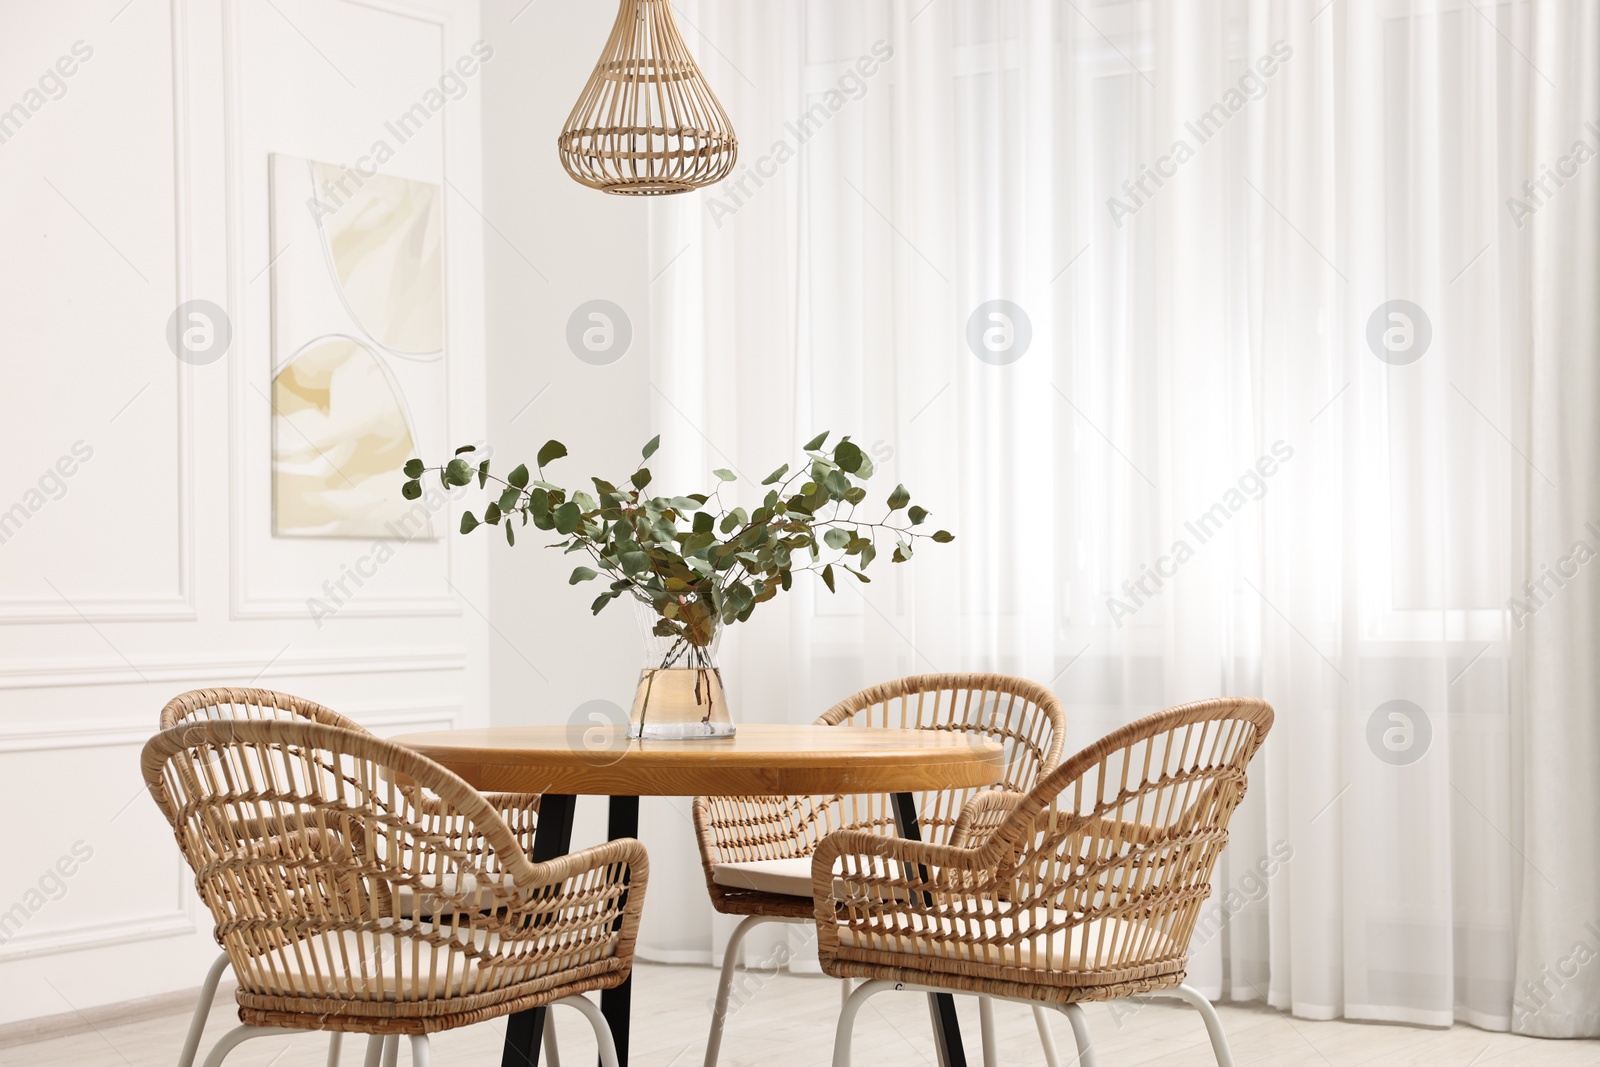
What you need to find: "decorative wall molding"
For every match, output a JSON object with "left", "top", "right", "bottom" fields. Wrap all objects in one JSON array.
[
  {"left": 223, "top": 0, "right": 463, "bottom": 622},
  {"left": 0, "top": 0, "right": 196, "bottom": 627},
  {"left": 0, "top": 910, "right": 196, "bottom": 964},
  {"left": 0, "top": 648, "right": 467, "bottom": 692},
  {"left": 0, "top": 700, "right": 461, "bottom": 748},
  {"left": 0, "top": 700, "right": 461, "bottom": 963},
  {"left": 0, "top": 0, "right": 486, "bottom": 1029}
]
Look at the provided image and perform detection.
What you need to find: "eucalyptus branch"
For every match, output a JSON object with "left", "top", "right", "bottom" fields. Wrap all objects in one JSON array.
[{"left": 401, "top": 431, "right": 954, "bottom": 640}]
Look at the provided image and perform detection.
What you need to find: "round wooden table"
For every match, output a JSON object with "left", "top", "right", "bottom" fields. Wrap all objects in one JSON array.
[{"left": 392, "top": 723, "right": 1005, "bottom": 1067}]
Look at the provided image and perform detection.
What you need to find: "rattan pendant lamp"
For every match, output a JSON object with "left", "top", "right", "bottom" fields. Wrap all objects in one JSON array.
[{"left": 558, "top": 0, "right": 738, "bottom": 195}]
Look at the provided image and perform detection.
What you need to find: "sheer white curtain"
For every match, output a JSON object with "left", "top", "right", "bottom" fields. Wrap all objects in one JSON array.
[{"left": 641, "top": 0, "right": 1600, "bottom": 1037}]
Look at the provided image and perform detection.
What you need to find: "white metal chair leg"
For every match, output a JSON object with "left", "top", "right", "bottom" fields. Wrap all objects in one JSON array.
[
  {"left": 407, "top": 1035, "right": 431, "bottom": 1067},
  {"left": 1169, "top": 984, "right": 1236, "bottom": 1067},
  {"left": 554, "top": 995, "right": 621, "bottom": 1067},
  {"left": 832, "top": 979, "right": 893, "bottom": 1067},
  {"left": 324, "top": 1032, "right": 343, "bottom": 1067},
  {"left": 361, "top": 1035, "right": 384, "bottom": 1067},
  {"left": 542, "top": 1010, "right": 562, "bottom": 1067},
  {"left": 1060, "top": 1003, "right": 1096, "bottom": 1067},
  {"left": 702, "top": 914, "right": 772, "bottom": 1067},
  {"left": 978, "top": 996, "right": 998, "bottom": 1067},
  {"left": 1032, "top": 1005, "right": 1062, "bottom": 1067},
  {"left": 177, "top": 952, "right": 232, "bottom": 1067},
  {"left": 199, "top": 1025, "right": 300, "bottom": 1067},
  {"left": 379, "top": 1034, "right": 399, "bottom": 1067},
  {"left": 837, "top": 978, "right": 854, "bottom": 1067}
]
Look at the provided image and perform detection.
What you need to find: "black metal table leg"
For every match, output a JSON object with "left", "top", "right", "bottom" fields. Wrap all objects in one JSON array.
[
  {"left": 601, "top": 796, "right": 640, "bottom": 1067},
  {"left": 501, "top": 794, "right": 577, "bottom": 1067},
  {"left": 891, "top": 791, "right": 968, "bottom": 1067}
]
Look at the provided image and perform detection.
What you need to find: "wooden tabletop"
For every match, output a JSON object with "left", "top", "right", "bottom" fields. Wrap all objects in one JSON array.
[{"left": 391, "top": 723, "right": 1005, "bottom": 796}]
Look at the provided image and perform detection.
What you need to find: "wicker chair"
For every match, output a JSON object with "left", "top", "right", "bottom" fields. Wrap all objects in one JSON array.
[
  {"left": 159, "top": 688, "right": 557, "bottom": 1067},
  {"left": 142, "top": 715, "right": 648, "bottom": 1067},
  {"left": 692, "top": 673, "right": 1066, "bottom": 1066},
  {"left": 813, "top": 697, "right": 1274, "bottom": 1067}
]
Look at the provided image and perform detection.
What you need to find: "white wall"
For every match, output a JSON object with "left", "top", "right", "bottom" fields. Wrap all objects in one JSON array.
[
  {"left": 477, "top": 0, "right": 711, "bottom": 962},
  {"left": 479, "top": 0, "right": 652, "bottom": 727},
  {"left": 0, "top": 0, "right": 489, "bottom": 1025}
]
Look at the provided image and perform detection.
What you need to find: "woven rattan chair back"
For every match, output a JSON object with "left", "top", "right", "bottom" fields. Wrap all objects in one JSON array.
[
  {"left": 159, "top": 688, "right": 539, "bottom": 869},
  {"left": 143, "top": 718, "right": 644, "bottom": 1033},
  {"left": 817, "top": 673, "right": 1066, "bottom": 845},
  {"left": 821, "top": 697, "right": 1273, "bottom": 999},
  {"left": 693, "top": 674, "right": 1065, "bottom": 919},
  {"left": 160, "top": 687, "right": 363, "bottom": 731}
]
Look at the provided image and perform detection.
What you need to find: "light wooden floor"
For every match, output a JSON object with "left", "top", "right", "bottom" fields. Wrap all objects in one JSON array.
[{"left": 10, "top": 961, "right": 1599, "bottom": 1067}]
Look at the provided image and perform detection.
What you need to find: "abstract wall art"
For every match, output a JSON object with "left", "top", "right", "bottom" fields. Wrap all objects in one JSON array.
[{"left": 268, "top": 154, "right": 446, "bottom": 538}]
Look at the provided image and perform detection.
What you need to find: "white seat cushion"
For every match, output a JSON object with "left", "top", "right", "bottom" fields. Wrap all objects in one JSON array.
[
  {"left": 243, "top": 917, "right": 617, "bottom": 999},
  {"left": 712, "top": 857, "right": 814, "bottom": 897},
  {"left": 395, "top": 870, "right": 512, "bottom": 917},
  {"left": 711, "top": 859, "right": 926, "bottom": 906},
  {"left": 838, "top": 907, "right": 1175, "bottom": 971}
]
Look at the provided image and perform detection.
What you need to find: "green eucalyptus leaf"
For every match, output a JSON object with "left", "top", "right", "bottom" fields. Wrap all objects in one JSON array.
[
  {"left": 499, "top": 487, "right": 521, "bottom": 510},
  {"left": 761, "top": 463, "right": 789, "bottom": 485},
  {"left": 713, "top": 468, "right": 737, "bottom": 482},
  {"left": 445, "top": 458, "right": 474, "bottom": 486},
  {"left": 528, "top": 489, "right": 553, "bottom": 528},
  {"left": 401, "top": 479, "right": 422, "bottom": 500},
  {"left": 887, "top": 483, "right": 911, "bottom": 510},
  {"left": 803, "top": 430, "right": 829, "bottom": 451},
  {"left": 508, "top": 464, "right": 530, "bottom": 489},
  {"left": 932, "top": 530, "right": 955, "bottom": 543},
  {"left": 633, "top": 467, "right": 652, "bottom": 490},
  {"left": 537, "top": 439, "right": 568, "bottom": 469},
  {"left": 569, "top": 566, "right": 598, "bottom": 584},
  {"left": 821, "top": 564, "right": 836, "bottom": 592},
  {"left": 908, "top": 505, "right": 929, "bottom": 525},
  {"left": 554, "top": 501, "right": 581, "bottom": 534},
  {"left": 505, "top": 522, "right": 515, "bottom": 546},
  {"left": 823, "top": 470, "right": 851, "bottom": 498},
  {"left": 823, "top": 528, "right": 852, "bottom": 550},
  {"left": 834, "top": 440, "right": 864, "bottom": 473},
  {"left": 460, "top": 511, "right": 479, "bottom": 534},
  {"left": 642, "top": 434, "right": 661, "bottom": 460},
  {"left": 403, "top": 458, "right": 425, "bottom": 478},
  {"left": 454, "top": 444, "right": 476, "bottom": 455},
  {"left": 484, "top": 502, "right": 502, "bottom": 524},
  {"left": 478, "top": 459, "right": 491, "bottom": 488}
]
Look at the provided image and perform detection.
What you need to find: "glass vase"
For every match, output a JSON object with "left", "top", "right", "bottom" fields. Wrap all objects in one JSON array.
[{"left": 629, "top": 596, "right": 735, "bottom": 739}]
